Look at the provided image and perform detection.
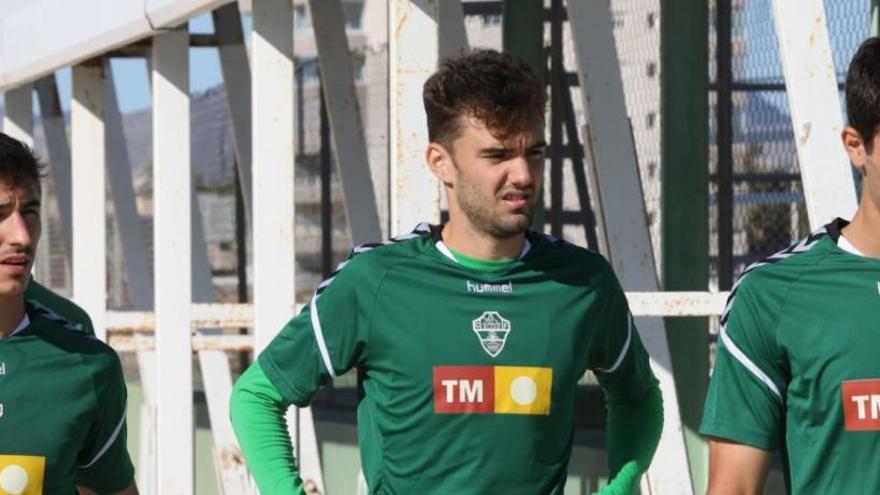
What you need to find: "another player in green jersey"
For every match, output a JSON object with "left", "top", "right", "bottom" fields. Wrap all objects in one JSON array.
[
  {"left": 0, "top": 132, "right": 137, "bottom": 494},
  {"left": 230, "top": 49, "right": 663, "bottom": 494},
  {"left": 701, "top": 37, "right": 880, "bottom": 494}
]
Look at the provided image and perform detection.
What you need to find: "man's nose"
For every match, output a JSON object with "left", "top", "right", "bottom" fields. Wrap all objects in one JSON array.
[
  {"left": 4, "top": 211, "right": 35, "bottom": 248},
  {"left": 508, "top": 155, "right": 535, "bottom": 187}
]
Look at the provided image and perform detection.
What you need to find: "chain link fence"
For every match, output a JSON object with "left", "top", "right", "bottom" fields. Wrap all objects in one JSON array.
[{"left": 710, "top": 0, "right": 870, "bottom": 289}]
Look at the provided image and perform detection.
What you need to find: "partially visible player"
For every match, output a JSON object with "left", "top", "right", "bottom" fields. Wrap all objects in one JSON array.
[
  {"left": 701, "top": 37, "right": 880, "bottom": 494},
  {"left": 230, "top": 50, "right": 662, "bottom": 494},
  {"left": 0, "top": 132, "right": 138, "bottom": 494}
]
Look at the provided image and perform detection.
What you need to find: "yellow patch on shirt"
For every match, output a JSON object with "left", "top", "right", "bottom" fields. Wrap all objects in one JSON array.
[
  {"left": 0, "top": 455, "right": 45, "bottom": 495},
  {"left": 494, "top": 366, "right": 553, "bottom": 415}
]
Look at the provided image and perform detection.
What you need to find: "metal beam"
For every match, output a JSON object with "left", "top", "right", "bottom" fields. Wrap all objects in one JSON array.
[
  {"left": 309, "top": 0, "right": 383, "bottom": 245},
  {"left": 252, "top": 0, "right": 325, "bottom": 491},
  {"left": 104, "top": 62, "right": 154, "bottom": 310},
  {"left": 35, "top": 75, "right": 74, "bottom": 258},
  {"left": 71, "top": 59, "right": 108, "bottom": 341},
  {"left": 770, "top": 0, "right": 858, "bottom": 227},
  {"left": 567, "top": 1, "right": 694, "bottom": 493},
  {"left": 389, "top": 0, "right": 441, "bottom": 235},
  {"left": 661, "top": 0, "right": 710, "bottom": 490},
  {"left": 3, "top": 84, "right": 34, "bottom": 146},
  {"left": 874, "top": 0, "right": 879, "bottom": 36},
  {"left": 252, "top": 0, "right": 295, "bottom": 353},
  {"left": 152, "top": 26, "right": 194, "bottom": 494},
  {"left": 661, "top": 0, "right": 712, "bottom": 484},
  {"left": 213, "top": 3, "right": 253, "bottom": 221},
  {"left": 439, "top": 0, "right": 468, "bottom": 59}
]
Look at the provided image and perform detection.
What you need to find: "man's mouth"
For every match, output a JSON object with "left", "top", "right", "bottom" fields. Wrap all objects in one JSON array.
[
  {"left": 501, "top": 191, "right": 531, "bottom": 209},
  {"left": 0, "top": 254, "right": 31, "bottom": 275}
]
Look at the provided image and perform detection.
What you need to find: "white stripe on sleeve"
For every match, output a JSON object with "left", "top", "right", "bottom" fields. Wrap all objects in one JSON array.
[{"left": 310, "top": 296, "right": 337, "bottom": 379}]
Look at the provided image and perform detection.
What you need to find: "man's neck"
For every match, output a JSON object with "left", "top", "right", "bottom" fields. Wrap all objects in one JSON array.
[
  {"left": 441, "top": 221, "right": 526, "bottom": 261},
  {"left": 842, "top": 194, "right": 880, "bottom": 258},
  {"left": 0, "top": 296, "right": 26, "bottom": 339}
]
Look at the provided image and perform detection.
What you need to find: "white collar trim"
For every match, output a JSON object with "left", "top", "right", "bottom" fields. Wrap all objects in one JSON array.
[
  {"left": 8, "top": 313, "right": 30, "bottom": 338},
  {"left": 435, "top": 238, "right": 532, "bottom": 264}
]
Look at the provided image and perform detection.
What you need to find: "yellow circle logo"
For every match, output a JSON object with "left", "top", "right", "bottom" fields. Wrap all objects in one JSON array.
[{"left": 0, "top": 464, "right": 29, "bottom": 495}]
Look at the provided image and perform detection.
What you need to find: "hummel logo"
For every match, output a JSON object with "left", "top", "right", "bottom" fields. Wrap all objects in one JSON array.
[
  {"left": 466, "top": 280, "right": 513, "bottom": 294},
  {"left": 0, "top": 363, "right": 5, "bottom": 375}
]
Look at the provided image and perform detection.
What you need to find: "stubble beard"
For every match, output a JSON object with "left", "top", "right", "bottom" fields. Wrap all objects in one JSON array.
[{"left": 455, "top": 177, "right": 534, "bottom": 239}]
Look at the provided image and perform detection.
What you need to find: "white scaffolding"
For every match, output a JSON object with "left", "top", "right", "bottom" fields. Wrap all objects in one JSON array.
[{"left": 0, "top": 0, "right": 859, "bottom": 493}]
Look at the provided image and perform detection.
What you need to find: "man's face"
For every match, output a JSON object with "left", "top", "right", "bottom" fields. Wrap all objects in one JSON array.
[
  {"left": 443, "top": 115, "right": 546, "bottom": 239},
  {"left": 0, "top": 180, "right": 40, "bottom": 298}
]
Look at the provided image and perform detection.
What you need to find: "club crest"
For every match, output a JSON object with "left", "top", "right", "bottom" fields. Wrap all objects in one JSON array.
[{"left": 472, "top": 311, "right": 511, "bottom": 358}]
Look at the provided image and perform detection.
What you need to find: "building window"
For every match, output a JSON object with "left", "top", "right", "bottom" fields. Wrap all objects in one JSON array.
[
  {"left": 294, "top": 5, "right": 311, "bottom": 33},
  {"left": 343, "top": 2, "right": 364, "bottom": 30}
]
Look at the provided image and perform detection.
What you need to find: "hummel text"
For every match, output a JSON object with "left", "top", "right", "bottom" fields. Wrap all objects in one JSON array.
[{"left": 466, "top": 280, "right": 513, "bottom": 294}]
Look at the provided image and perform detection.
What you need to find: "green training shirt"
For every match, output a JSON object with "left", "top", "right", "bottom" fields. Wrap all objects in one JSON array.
[
  {"left": 24, "top": 279, "right": 95, "bottom": 335},
  {"left": 0, "top": 304, "right": 134, "bottom": 494},
  {"left": 259, "top": 223, "right": 658, "bottom": 494},
  {"left": 701, "top": 218, "right": 880, "bottom": 493}
]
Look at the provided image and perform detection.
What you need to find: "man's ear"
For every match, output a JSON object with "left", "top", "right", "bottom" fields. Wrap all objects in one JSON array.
[
  {"left": 425, "top": 142, "right": 454, "bottom": 185},
  {"left": 842, "top": 127, "right": 867, "bottom": 173}
]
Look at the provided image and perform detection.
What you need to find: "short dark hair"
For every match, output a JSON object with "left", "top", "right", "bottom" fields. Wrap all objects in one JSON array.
[
  {"left": 0, "top": 132, "right": 42, "bottom": 193},
  {"left": 423, "top": 49, "right": 546, "bottom": 148},
  {"left": 845, "top": 37, "right": 880, "bottom": 151}
]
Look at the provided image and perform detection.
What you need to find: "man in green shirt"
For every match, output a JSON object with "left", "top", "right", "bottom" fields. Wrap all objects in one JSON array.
[
  {"left": 0, "top": 132, "right": 137, "bottom": 494},
  {"left": 701, "top": 37, "right": 880, "bottom": 493},
  {"left": 231, "top": 50, "right": 663, "bottom": 494}
]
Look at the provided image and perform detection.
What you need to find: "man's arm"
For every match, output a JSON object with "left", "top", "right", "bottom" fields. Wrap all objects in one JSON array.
[
  {"left": 588, "top": 265, "right": 663, "bottom": 494},
  {"left": 594, "top": 320, "right": 663, "bottom": 495},
  {"left": 700, "top": 274, "right": 786, "bottom": 493},
  {"left": 706, "top": 438, "right": 771, "bottom": 495},
  {"left": 230, "top": 361, "right": 305, "bottom": 495}
]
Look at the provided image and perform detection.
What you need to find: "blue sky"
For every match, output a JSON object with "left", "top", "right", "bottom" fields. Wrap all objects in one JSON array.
[{"left": 47, "top": 11, "right": 250, "bottom": 115}]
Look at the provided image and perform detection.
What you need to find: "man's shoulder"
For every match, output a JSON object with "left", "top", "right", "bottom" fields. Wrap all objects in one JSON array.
[
  {"left": 734, "top": 230, "right": 833, "bottom": 297},
  {"left": 24, "top": 280, "right": 94, "bottom": 335},
  {"left": 317, "top": 224, "right": 432, "bottom": 296},
  {"left": 339, "top": 225, "right": 432, "bottom": 272},
  {"left": 27, "top": 308, "right": 120, "bottom": 371},
  {"left": 526, "top": 231, "right": 616, "bottom": 280}
]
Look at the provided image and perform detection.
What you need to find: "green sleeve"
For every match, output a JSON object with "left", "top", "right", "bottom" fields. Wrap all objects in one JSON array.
[
  {"left": 587, "top": 264, "right": 663, "bottom": 494},
  {"left": 230, "top": 361, "right": 305, "bottom": 495},
  {"left": 596, "top": 381, "right": 663, "bottom": 495},
  {"left": 700, "top": 276, "right": 786, "bottom": 450},
  {"left": 75, "top": 349, "right": 136, "bottom": 492},
  {"left": 260, "top": 253, "right": 374, "bottom": 406}
]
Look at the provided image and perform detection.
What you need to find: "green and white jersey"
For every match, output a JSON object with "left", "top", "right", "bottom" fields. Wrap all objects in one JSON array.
[
  {"left": 0, "top": 305, "right": 134, "bottom": 494},
  {"left": 260, "top": 224, "right": 657, "bottom": 494},
  {"left": 701, "top": 218, "right": 880, "bottom": 494},
  {"left": 24, "top": 280, "right": 95, "bottom": 335}
]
